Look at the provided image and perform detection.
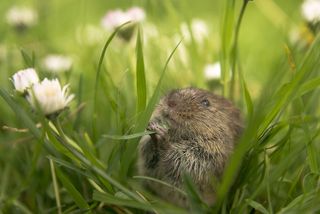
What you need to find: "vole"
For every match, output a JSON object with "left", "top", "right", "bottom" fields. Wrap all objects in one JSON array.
[{"left": 138, "top": 87, "right": 243, "bottom": 207}]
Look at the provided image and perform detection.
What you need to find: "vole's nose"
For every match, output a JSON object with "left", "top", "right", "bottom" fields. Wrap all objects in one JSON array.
[{"left": 168, "top": 99, "right": 177, "bottom": 108}]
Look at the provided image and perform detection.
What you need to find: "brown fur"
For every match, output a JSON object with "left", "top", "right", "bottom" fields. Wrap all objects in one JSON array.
[{"left": 138, "top": 87, "right": 243, "bottom": 207}]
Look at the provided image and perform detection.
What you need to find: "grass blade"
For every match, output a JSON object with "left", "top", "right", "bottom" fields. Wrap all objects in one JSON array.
[
  {"left": 246, "top": 199, "right": 269, "bottom": 214},
  {"left": 119, "top": 40, "right": 182, "bottom": 180},
  {"left": 55, "top": 167, "right": 90, "bottom": 210},
  {"left": 48, "top": 156, "right": 94, "bottom": 180},
  {"left": 48, "top": 131, "right": 143, "bottom": 202},
  {"left": 220, "top": 0, "right": 235, "bottom": 96},
  {"left": 133, "top": 176, "right": 187, "bottom": 196},
  {"left": 295, "top": 77, "right": 320, "bottom": 98},
  {"left": 136, "top": 27, "right": 147, "bottom": 114},
  {"left": 102, "top": 131, "right": 154, "bottom": 140},
  {"left": 216, "top": 35, "right": 320, "bottom": 209},
  {"left": 93, "top": 191, "right": 187, "bottom": 214},
  {"left": 93, "top": 191, "right": 154, "bottom": 212},
  {"left": 239, "top": 69, "right": 253, "bottom": 117},
  {"left": 20, "top": 49, "right": 35, "bottom": 68},
  {"left": 50, "top": 159, "right": 62, "bottom": 214},
  {"left": 0, "top": 89, "right": 41, "bottom": 139},
  {"left": 259, "top": 35, "right": 320, "bottom": 134},
  {"left": 182, "top": 174, "right": 208, "bottom": 213},
  {"left": 92, "top": 21, "right": 131, "bottom": 140}
]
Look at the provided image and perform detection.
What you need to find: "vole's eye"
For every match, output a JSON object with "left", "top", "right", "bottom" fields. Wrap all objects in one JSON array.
[{"left": 201, "top": 99, "right": 210, "bottom": 107}]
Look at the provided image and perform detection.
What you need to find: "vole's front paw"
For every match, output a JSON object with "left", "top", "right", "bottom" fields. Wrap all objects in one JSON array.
[{"left": 147, "top": 120, "right": 168, "bottom": 143}]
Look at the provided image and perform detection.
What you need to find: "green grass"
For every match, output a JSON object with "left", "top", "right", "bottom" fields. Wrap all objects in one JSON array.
[{"left": 1, "top": 0, "right": 320, "bottom": 213}]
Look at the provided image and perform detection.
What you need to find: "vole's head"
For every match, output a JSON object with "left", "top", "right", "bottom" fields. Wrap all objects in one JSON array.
[{"left": 156, "top": 87, "right": 242, "bottom": 141}]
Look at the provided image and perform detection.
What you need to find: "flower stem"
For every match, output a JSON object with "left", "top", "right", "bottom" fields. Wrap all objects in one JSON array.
[
  {"left": 53, "top": 117, "right": 67, "bottom": 142},
  {"left": 230, "top": 0, "right": 251, "bottom": 100},
  {"left": 49, "top": 159, "right": 62, "bottom": 214}
]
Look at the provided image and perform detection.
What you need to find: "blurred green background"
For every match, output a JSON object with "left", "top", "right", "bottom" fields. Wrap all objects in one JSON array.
[
  {"left": 1, "top": 0, "right": 318, "bottom": 213},
  {"left": 0, "top": 0, "right": 305, "bottom": 136}
]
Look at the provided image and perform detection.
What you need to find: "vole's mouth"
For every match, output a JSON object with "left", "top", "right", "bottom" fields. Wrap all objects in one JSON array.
[{"left": 162, "top": 110, "right": 179, "bottom": 127}]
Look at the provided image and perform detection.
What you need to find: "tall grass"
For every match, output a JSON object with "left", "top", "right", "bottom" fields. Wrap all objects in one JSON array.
[{"left": 0, "top": 0, "right": 320, "bottom": 213}]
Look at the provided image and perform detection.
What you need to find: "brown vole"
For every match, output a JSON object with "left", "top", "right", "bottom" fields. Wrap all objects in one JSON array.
[{"left": 138, "top": 87, "right": 243, "bottom": 207}]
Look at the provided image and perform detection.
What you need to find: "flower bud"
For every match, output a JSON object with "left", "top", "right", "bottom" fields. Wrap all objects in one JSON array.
[
  {"left": 204, "top": 63, "right": 221, "bottom": 80},
  {"left": 43, "top": 55, "right": 72, "bottom": 73},
  {"left": 12, "top": 68, "right": 39, "bottom": 93},
  {"left": 101, "top": 7, "right": 146, "bottom": 30},
  {"left": 301, "top": 0, "right": 320, "bottom": 23},
  {"left": 6, "top": 6, "right": 37, "bottom": 31}
]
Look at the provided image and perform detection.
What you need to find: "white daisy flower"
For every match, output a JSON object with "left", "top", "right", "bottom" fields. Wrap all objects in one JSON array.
[
  {"left": 301, "top": 0, "right": 320, "bottom": 23},
  {"left": 12, "top": 68, "right": 39, "bottom": 93},
  {"left": 126, "top": 7, "right": 146, "bottom": 22},
  {"left": 204, "top": 63, "right": 221, "bottom": 80},
  {"left": 43, "top": 55, "right": 72, "bottom": 73},
  {"left": 6, "top": 6, "right": 37, "bottom": 29},
  {"left": 27, "top": 78, "right": 74, "bottom": 115},
  {"left": 101, "top": 7, "right": 146, "bottom": 30},
  {"left": 101, "top": 9, "right": 129, "bottom": 30}
]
